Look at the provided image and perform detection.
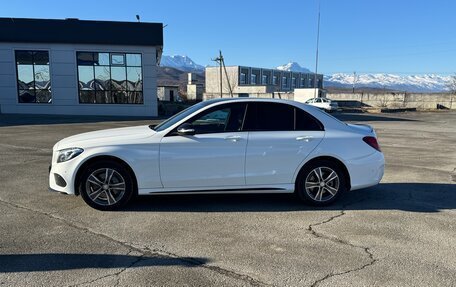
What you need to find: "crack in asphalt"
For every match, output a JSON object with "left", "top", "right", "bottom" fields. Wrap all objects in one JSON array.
[
  {"left": 0, "top": 198, "right": 270, "bottom": 287},
  {"left": 67, "top": 250, "right": 142, "bottom": 287},
  {"left": 307, "top": 201, "right": 377, "bottom": 287}
]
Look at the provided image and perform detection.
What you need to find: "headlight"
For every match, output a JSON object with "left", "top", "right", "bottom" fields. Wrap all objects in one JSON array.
[{"left": 57, "top": 148, "right": 84, "bottom": 163}]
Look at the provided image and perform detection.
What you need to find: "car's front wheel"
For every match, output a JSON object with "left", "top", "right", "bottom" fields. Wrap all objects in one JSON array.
[
  {"left": 78, "top": 160, "right": 135, "bottom": 211},
  {"left": 296, "top": 160, "right": 347, "bottom": 206}
]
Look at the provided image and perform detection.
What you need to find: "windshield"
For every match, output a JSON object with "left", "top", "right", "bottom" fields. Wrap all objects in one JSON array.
[{"left": 153, "top": 101, "right": 212, "bottom": 132}]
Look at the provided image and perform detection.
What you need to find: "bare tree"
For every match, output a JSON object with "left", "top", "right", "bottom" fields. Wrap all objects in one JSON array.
[
  {"left": 448, "top": 74, "right": 456, "bottom": 94},
  {"left": 223, "top": 69, "right": 238, "bottom": 97},
  {"left": 448, "top": 74, "right": 456, "bottom": 109},
  {"left": 178, "top": 85, "right": 188, "bottom": 101}
]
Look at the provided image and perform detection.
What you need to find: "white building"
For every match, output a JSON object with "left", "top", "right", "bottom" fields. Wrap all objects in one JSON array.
[
  {"left": 0, "top": 18, "right": 163, "bottom": 116},
  {"left": 186, "top": 73, "right": 204, "bottom": 101},
  {"left": 204, "top": 65, "right": 324, "bottom": 100},
  {"left": 157, "top": 85, "right": 179, "bottom": 102}
]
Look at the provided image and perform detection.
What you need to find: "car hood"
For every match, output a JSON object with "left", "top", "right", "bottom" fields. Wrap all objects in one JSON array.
[{"left": 54, "top": 125, "right": 155, "bottom": 150}]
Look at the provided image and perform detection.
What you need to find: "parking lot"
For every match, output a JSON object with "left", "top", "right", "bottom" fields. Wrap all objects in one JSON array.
[{"left": 0, "top": 111, "right": 455, "bottom": 287}]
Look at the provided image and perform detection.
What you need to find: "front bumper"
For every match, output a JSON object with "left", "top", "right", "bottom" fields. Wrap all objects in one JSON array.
[{"left": 49, "top": 153, "right": 82, "bottom": 195}]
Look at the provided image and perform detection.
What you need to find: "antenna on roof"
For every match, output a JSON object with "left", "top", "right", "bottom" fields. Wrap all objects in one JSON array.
[{"left": 136, "top": 15, "right": 140, "bottom": 22}]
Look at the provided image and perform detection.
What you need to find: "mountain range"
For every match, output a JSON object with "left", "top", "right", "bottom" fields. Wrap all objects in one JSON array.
[
  {"left": 160, "top": 55, "right": 205, "bottom": 72},
  {"left": 159, "top": 56, "right": 452, "bottom": 93}
]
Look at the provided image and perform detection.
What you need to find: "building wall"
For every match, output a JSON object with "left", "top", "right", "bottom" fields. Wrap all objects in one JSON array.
[
  {"left": 205, "top": 66, "right": 323, "bottom": 99},
  {"left": 327, "top": 92, "right": 456, "bottom": 110},
  {"left": 294, "top": 88, "right": 327, "bottom": 102},
  {"left": 0, "top": 42, "right": 159, "bottom": 116},
  {"left": 187, "top": 84, "right": 203, "bottom": 101},
  {"left": 205, "top": 66, "right": 239, "bottom": 97},
  {"left": 157, "top": 86, "right": 179, "bottom": 102}
]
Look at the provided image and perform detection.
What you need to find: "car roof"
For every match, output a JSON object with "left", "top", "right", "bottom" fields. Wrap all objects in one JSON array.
[{"left": 204, "top": 97, "right": 303, "bottom": 106}]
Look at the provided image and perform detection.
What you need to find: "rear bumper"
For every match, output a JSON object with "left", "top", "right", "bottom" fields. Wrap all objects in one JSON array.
[{"left": 347, "top": 151, "right": 385, "bottom": 190}]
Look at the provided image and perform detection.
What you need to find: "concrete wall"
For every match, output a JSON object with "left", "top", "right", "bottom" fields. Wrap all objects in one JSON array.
[
  {"left": 157, "top": 86, "right": 179, "bottom": 102},
  {"left": 187, "top": 84, "right": 203, "bottom": 101},
  {"left": 205, "top": 66, "right": 239, "bottom": 95},
  {"left": 327, "top": 92, "right": 456, "bottom": 110},
  {"left": 294, "top": 89, "right": 327, "bottom": 103},
  {"left": 0, "top": 42, "right": 159, "bottom": 116}
]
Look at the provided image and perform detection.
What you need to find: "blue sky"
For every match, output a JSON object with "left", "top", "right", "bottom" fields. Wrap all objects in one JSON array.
[{"left": 2, "top": 0, "right": 456, "bottom": 75}]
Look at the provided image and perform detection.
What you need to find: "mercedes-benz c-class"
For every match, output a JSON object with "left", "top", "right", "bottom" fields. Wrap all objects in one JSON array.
[{"left": 49, "top": 98, "right": 384, "bottom": 210}]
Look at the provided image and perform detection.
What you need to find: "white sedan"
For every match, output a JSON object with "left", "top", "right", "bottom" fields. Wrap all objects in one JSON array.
[
  {"left": 49, "top": 98, "right": 384, "bottom": 210},
  {"left": 305, "top": 97, "right": 339, "bottom": 112}
]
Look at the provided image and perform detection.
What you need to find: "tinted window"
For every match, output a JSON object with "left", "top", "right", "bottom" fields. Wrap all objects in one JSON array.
[
  {"left": 189, "top": 103, "right": 246, "bottom": 134},
  {"left": 296, "top": 108, "right": 323, "bottom": 131},
  {"left": 244, "top": 102, "right": 294, "bottom": 131}
]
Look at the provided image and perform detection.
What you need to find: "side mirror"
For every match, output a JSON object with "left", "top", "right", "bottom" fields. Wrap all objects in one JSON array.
[{"left": 177, "top": 123, "right": 195, "bottom": 135}]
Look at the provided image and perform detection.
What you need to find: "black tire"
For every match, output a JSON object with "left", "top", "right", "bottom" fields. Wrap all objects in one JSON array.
[
  {"left": 296, "top": 159, "right": 347, "bottom": 206},
  {"left": 78, "top": 160, "right": 135, "bottom": 211}
]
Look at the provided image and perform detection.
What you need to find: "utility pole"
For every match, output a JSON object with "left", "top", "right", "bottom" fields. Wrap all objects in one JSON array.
[
  {"left": 219, "top": 50, "right": 223, "bottom": 98},
  {"left": 211, "top": 51, "right": 223, "bottom": 98},
  {"left": 211, "top": 50, "right": 233, "bottom": 98},
  {"left": 313, "top": 0, "right": 321, "bottom": 99},
  {"left": 352, "top": 71, "right": 356, "bottom": 93}
]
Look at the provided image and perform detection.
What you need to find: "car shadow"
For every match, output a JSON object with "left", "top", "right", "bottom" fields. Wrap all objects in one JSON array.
[
  {"left": 0, "top": 253, "right": 208, "bottom": 273},
  {"left": 122, "top": 183, "right": 455, "bottom": 213}
]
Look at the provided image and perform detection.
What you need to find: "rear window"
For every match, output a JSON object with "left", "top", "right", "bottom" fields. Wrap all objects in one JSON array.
[{"left": 296, "top": 108, "right": 324, "bottom": 131}]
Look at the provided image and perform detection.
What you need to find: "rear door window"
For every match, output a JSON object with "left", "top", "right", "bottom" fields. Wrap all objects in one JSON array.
[{"left": 243, "top": 102, "right": 294, "bottom": 131}]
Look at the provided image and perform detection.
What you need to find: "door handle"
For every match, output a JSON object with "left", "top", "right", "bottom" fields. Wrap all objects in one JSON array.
[
  {"left": 225, "top": 136, "right": 242, "bottom": 142},
  {"left": 296, "top": 136, "right": 313, "bottom": 142}
]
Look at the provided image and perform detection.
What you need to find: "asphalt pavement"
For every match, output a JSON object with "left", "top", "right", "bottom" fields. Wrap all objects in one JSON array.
[{"left": 0, "top": 111, "right": 455, "bottom": 286}]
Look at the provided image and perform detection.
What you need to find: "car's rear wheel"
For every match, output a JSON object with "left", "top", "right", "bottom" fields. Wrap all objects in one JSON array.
[
  {"left": 78, "top": 160, "right": 135, "bottom": 211},
  {"left": 296, "top": 160, "right": 347, "bottom": 206}
]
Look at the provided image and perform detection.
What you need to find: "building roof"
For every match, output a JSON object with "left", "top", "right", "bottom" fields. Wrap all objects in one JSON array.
[{"left": 0, "top": 18, "right": 163, "bottom": 46}]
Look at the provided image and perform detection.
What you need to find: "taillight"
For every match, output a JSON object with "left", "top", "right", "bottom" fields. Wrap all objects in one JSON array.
[{"left": 363, "top": 136, "right": 381, "bottom": 152}]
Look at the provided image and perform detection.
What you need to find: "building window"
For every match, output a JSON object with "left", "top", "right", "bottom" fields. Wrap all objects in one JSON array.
[
  {"left": 240, "top": 73, "right": 246, "bottom": 85},
  {"left": 300, "top": 78, "right": 305, "bottom": 87},
  {"left": 292, "top": 77, "right": 296, "bottom": 88},
  {"left": 262, "top": 75, "right": 268, "bottom": 85},
  {"left": 15, "top": 50, "right": 51, "bottom": 103},
  {"left": 273, "top": 76, "right": 277, "bottom": 85},
  {"left": 282, "top": 77, "right": 288, "bottom": 88},
  {"left": 251, "top": 74, "right": 257, "bottom": 85},
  {"left": 77, "top": 52, "right": 143, "bottom": 104},
  {"left": 309, "top": 78, "right": 313, "bottom": 87}
]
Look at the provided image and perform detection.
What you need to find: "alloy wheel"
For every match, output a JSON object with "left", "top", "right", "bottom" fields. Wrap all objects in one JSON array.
[
  {"left": 85, "top": 168, "right": 126, "bottom": 206},
  {"left": 304, "top": 167, "right": 340, "bottom": 202}
]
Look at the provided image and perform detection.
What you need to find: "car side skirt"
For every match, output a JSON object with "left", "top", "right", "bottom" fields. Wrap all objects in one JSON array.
[{"left": 140, "top": 184, "right": 295, "bottom": 195}]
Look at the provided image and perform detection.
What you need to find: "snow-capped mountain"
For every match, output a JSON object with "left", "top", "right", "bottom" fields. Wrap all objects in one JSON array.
[
  {"left": 324, "top": 73, "right": 451, "bottom": 93},
  {"left": 160, "top": 55, "right": 451, "bottom": 92},
  {"left": 160, "top": 55, "right": 204, "bottom": 72},
  {"left": 276, "top": 61, "right": 451, "bottom": 92},
  {"left": 276, "top": 62, "right": 311, "bottom": 73}
]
